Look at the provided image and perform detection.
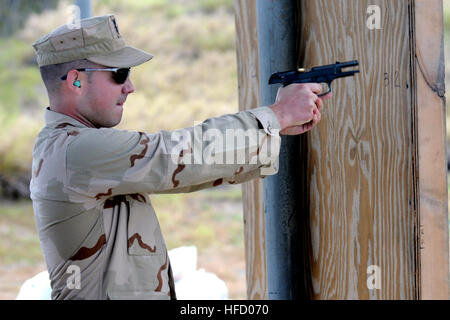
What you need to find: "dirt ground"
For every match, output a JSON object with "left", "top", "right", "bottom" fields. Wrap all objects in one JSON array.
[{"left": 0, "top": 263, "right": 47, "bottom": 299}]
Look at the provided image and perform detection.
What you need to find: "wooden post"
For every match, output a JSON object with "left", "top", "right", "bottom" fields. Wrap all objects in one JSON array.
[
  {"left": 414, "top": 0, "right": 448, "bottom": 299},
  {"left": 235, "top": 0, "right": 448, "bottom": 299}
]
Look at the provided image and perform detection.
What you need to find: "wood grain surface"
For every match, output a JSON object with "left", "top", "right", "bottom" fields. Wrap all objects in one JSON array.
[
  {"left": 234, "top": 0, "right": 267, "bottom": 300},
  {"left": 297, "top": 0, "right": 418, "bottom": 299},
  {"left": 414, "top": 0, "right": 449, "bottom": 300}
]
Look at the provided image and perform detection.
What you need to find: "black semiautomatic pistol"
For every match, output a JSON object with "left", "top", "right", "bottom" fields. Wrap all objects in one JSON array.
[{"left": 268, "top": 60, "right": 359, "bottom": 97}]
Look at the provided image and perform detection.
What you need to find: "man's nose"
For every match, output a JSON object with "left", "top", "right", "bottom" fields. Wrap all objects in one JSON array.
[{"left": 122, "top": 77, "right": 135, "bottom": 94}]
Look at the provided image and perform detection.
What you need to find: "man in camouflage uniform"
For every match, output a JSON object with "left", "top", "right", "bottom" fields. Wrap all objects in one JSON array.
[{"left": 30, "top": 15, "right": 329, "bottom": 299}]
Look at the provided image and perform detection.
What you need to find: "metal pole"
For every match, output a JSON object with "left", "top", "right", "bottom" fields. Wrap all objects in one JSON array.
[
  {"left": 257, "top": 0, "right": 302, "bottom": 300},
  {"left": 74, "top": 0, "right": 91, "bottom": 19}
]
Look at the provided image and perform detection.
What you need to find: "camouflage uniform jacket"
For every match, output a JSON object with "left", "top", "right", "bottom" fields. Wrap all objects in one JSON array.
[{"left": 30, "top": 106, "right": 281, "bottom": 300}]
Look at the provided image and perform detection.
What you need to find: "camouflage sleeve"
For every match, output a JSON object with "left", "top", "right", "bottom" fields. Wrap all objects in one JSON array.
[{"left": 65, "top": 106, "right": 281, "bottom": 199}]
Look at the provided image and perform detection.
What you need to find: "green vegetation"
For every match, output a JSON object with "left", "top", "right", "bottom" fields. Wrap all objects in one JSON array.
[
  {"left": 97, "top": 0, "right": 234, "bottom": 16},
  {"left": 0, "top": 200, "right": 43, "bottom": 265},
  {"left": 0, "top": 0, "right": 59, "bottom": 37}
]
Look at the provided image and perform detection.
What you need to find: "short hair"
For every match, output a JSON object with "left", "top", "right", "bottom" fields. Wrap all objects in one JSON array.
[{"left": 39, "top": 59, "right": 100, "bottom": 95}]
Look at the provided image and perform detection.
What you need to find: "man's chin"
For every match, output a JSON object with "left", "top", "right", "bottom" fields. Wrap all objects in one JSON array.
[
  {"left": 109, "top": 117, "right": 122, "bottom": 128},
  {"left": 109, "top": 106, "right": 123, "bottom": 127},
  {"left": 97, "top": 115, "right": 122, "bottom": 128}
]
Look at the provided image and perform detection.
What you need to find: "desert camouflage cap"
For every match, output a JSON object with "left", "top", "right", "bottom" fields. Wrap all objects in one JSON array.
[{"left": 32, "top": 14, "right": 153, "bottom": 68}]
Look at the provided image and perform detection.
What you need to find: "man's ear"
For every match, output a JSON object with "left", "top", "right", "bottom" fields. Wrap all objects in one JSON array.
[{"left": 64, "top": 69, "right": 83, "bottom": 93}]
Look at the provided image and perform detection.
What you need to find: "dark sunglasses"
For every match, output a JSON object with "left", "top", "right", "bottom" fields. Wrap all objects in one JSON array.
[{"left": 60, "top": 67, "right": 131, "bottom": 84}]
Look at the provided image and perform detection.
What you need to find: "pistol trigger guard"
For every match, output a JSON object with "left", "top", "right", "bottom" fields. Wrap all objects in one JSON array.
[{"left": 317, "top": 82, "right": 331, "bottom": 97}]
